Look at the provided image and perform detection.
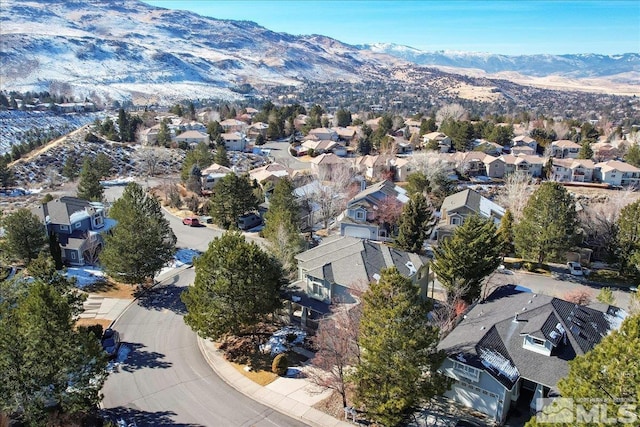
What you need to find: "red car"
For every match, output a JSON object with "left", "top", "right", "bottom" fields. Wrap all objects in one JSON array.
[{"left": 182, "top": 217, "right": 200, "bottom": 227}]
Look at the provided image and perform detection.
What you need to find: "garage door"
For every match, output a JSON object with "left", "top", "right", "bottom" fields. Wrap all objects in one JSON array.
[
  {"left": 342, "top": 225, "right": 373, "bottom": 239},
  {"left": 449, "top": 382, "right": 499, "bottom": 419}
]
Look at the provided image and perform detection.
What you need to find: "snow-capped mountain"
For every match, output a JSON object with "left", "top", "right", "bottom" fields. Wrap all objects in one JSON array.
[
  {"left": 0, "top": 0, "right": 402, "bottom": 103},
  {"left": 360, "top": 43, "right": 639, "bottom": 78},
  {"left": 0, "top": 0, "right": 635, "bottom": 104}
]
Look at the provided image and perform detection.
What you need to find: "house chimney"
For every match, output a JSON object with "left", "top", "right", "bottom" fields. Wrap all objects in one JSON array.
[
  {"left": 360, "top": 179, "right": 366, "bottom": 192},
  {"left": 513, "top": 312, "right": 520, "bottom": 322}
]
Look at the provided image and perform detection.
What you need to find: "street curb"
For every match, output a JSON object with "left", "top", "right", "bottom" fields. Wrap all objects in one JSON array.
[
  {"left": 106, "top": 263, "right": 193, "bottom": 329},
  {"left": 196, "top": 336, "right": 350, "bottom": 427}
]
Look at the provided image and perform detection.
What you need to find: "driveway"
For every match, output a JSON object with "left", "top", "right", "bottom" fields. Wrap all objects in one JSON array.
[{"left": 261, "top": 138, "right": 310, "bottom": 171}]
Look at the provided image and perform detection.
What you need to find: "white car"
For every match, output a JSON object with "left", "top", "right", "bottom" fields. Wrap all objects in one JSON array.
[{"left": 567, "top": 262, "right": 589, "bottom": 276}]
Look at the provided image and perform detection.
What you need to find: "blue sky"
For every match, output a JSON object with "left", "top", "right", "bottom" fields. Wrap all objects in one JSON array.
[{"left": 142, "top": 1, "right": 639, "bottom": 55}]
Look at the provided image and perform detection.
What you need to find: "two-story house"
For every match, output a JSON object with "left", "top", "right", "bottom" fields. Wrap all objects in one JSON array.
[
  {"left": 435, "top": 189, "right": 505, "bottom": 240},
  {"left": 289, "top": 235, "right": 430, "bottom": 327},
  {"left": 220, "top": 132, "right": 247, "bottom": 152},
  {"left": 423, "top": 131, "right": 452, "bottom": 152},
  {"left": 32, "top": 197, "right": 115, "bottom": 266},
  {"left": 500, "top": 154, "right": 544, "bottom": 177},
  {"left": 551, "top": 158, "right": 596, "bottom": 183},
  {"left": 339, "top": 180, "right": 410, "bottom": 241},
  {"left": 511, "top": 135, "right": 538, "bottom": 153},
  {"left": 594, "top": 160, "right": 640, "bottom": 187},
  {"left": 551, "top": 140, "right": 581, "bottom": 159},
  {"left": 438, "top": 285, "right": 626, "bottom": 424},
  {"left": 174, "top": 130, "right": 209, "bottom": 147}
]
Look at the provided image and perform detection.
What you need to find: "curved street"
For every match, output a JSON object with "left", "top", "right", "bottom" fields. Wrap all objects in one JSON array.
[{"left": 100, "top": 197, "right": 307, "bottom": 426}]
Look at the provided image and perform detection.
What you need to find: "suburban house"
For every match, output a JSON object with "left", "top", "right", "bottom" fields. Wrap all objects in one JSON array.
[
  {"left": 220, "top": 132, "right": 247, "bottom": 151},
  {"left": 423, "top": 131, "right": 452, "bottom": 152},
  {"left": 219, "top": 118, "right": 247, "bottom": 133},
  {"left": 511, "top": 135, "right": 538, "bottom": 153},
  {"left": 32, "top": 197, "right": 115, "bottom": 266},
  {"left": 435, "top": 188, "right": 505, "bottom": 240},
  {"left": 248, "top": 163, "right": 291, "bottom": 198},
  {"left": 174, "top": 130, "right": 209, "bottom": 147},
  {"left": 473, "top": 139, "right": 503, "bottom": 156},
  {"left": 352, "top": 154, "right": 392, "bottom": 180},
  {"left": 500, "top": 154, "right": 544, "bottom": 177},
  {"left": 310, "top": 153, "right": 350, "bottom": 178},
  {"left": 593, "top": 160, "right": 640, "bottom": 187},
  {"left": 338, "top": 180, "right": 410, "bottom": 242},
  {"left": 246, "top": 122, "right": 269, "bottom": 139},
  {"left": 551, "top": 158, "right": 596, "bottom": 183},
  {"left": 301, "top": 138, "right": 340, "bottom": 155},
  {"left": 139, "top": 126, "right": 159, "bottom": 145},
  {"left": 391, "top": 157, "right": 412, "bottom": 181},
  {"left": 331, "top": 126, "right": 357, "bottom": 143},
  {"left": 438, "top": 285, "right": 626, "bottom": 423},
  {"left": 510, "top": 145, "right": 536, "bottom": 156},
  {"left": 289, "top": 235, "right": 430, "bottom": 326},
  {"left": 201, "top": 163, "right": 234, "bottom": 191},
  {"left": 308, "top": 127, "right": 338, "bottom": 141},
  {"left": 551, "top": 140, "right": 581, "bottom": 159},
  {"left": 592, "top": 142, "right": 617, "bottom": 162}
]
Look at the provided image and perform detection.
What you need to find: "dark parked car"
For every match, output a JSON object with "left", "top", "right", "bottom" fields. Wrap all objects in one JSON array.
[
  {"left": 101, "top": 328, "right": 121, "bottom": 358},
  {"left": 182, "top": 217, "right": 200, "bottom": 227},
  {"left": 237, "top": 213, "right": 262, "bottom": 230}
]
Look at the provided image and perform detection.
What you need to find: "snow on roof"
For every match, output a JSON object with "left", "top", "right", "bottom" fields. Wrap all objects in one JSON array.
[{"left": 69, "top": 210, "right": 90, "bottom": 223}]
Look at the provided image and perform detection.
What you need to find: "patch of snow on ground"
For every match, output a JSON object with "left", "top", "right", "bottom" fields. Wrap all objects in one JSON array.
[
  {"left": 260, "top": 326, "right": 307, "bottom": 356},
  {"left": 66, "top": 266, "right": 105, "bottom": 288}
]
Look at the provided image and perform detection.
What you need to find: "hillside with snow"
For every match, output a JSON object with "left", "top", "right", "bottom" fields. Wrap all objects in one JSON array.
[
  {"left": 361, "top": 43, "right": 640, "bottom": 79},
  {"left": 1, "top": 0, "right": 636, "bottom": 104},
  {"left": 0, "top": 0, "right": 402, "bottom": 103}
]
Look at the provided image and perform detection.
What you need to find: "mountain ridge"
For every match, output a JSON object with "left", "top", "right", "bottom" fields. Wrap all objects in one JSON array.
[{"left": 1, "top": 0, "right": 636, "bottom": 104}]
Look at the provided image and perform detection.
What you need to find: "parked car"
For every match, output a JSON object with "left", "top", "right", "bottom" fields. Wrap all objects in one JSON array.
[
  {"left": 238, "top": 213, "right": 262, "bottom": 230},
  {"left": 101, "top": 328, "right": 121, "bottom": 358},
  {"left": 567, "top": 262, "right": 589, "bottom": 276},
  {"left": 182, "top": 217, "right": 200, "bottom": 227}
]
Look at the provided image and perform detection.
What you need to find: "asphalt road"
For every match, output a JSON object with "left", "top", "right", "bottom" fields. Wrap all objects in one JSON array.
[
  {"left": 261, "top": 138, "right": 310, "bottom": 171},
  {"left": 100, "top": 193, "right": 306, "bottom": 426},
  {"left": 101, "top": 267, "right": 307, "bottom": 427}
]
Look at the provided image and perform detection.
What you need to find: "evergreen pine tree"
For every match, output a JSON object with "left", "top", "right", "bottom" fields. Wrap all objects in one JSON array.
[
  {"left": 514, "top": 182, "right": 578, "bottom": 265},
  {"left": 100, "top": 182, "right": 176, "bottom": 284},
  {"left": 76, "top": 158, "right": 104, "bottom": 201},
  {"left": 431, "top": 215, "right": 503, "bottom": 303},
  {"left": 578, "top": 139, "right": 594, "bottom": 159},
  {"left": 210, "top": 174, "right": 258, "bottom": 229},
  {"left": 0, "top": 156, "right": 14, "bottom": 188},
  {"left": 48, "top": 231, "right": 64, "bottom": 270},
  {"left": 1, "top": 208, "right": 48, "bottom": 265},
  {"left": 214, "top": 143, "right": 229, "bottom": 167},
  {"left": 615, "top": 198, "right": 640, "bottom": 277},
  {"left": 497, "top": 209, "right": 515, "bottom": 257},
  {"left": 61, "top": 153, "right": 79, "bottom": 181},
  {"left": 182, "top": 231, "right": 284, "bottom": 340},
  {"left": 395, "top": 193, "right": 432, "bottom": 253},
  {"left": 352, "top": 268, "right": 449, "bottom": 426}
]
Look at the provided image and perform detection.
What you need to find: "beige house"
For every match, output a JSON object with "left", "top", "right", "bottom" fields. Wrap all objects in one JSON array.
[
  {"left": 551, "top": 140, "right": 581, "bottom": 159},
  {"left": 220, "top": 132, "right": 247, "bottom": 151},
  {"left": 308, "top": 127, "right": 338, "bottom": 141},
  {"left": 511, "top": 135, "right": 538, "bottom": 152},
  {"left": 423, "top": 131, "right": 452, "bottom": 152},
  {"left": 310, "top": 153, "right": 349, "bottom": 178},
  {"left": 174, "top": 130, "right": 209, "bottom": 146},
  {"left": 500, "top": 154, "right": 544, "bottom": 177},
  {"left": 551, "top": 158, "right": 596, "bottom": 182},
  {"left": 594, "top": 160, "right": 640, "bottom": 187}
]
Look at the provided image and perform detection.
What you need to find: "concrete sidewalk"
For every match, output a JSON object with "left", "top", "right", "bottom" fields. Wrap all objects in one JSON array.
[{"left": 197, "top": 337, "right": 352, "bottom": 427}]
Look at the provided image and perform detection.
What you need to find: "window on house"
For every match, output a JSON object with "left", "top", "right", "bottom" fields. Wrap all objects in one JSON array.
[
  {"left": 453, "top": 361, "right": 480, "bottom": 382},
  {"left": 355, "top": 211, "right": 365, "bottom": 220},
  {"left": 59, "top": 225, "right": 68, "bottom": 231},
  {"left": 451, "top": 217, "right": 461, "bottom": 225},
  {"left": 531, "top": 337, "right": 546, "bottom": 346},
  {"left": 70, "top": 252, "right": 76, "bottom": 259},
  {"left": 74, "top": 222, "right": 81, "bottom": 228}
]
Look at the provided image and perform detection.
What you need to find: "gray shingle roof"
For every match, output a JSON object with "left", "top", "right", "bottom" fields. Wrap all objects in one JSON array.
[
  {"left": 296, "top": 236, "right": 427, "bottom": 289},
  {"left": 440, "top": 189, "right": 482, "bottom": 215},
  {"left": 439, "top": 285, "right": 625, "bottom": 389}
]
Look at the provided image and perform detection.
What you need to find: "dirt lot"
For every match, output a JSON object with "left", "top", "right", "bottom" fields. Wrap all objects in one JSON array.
[
  {"left": 75, "top": 317, "right": 113, "bottom": 331},
  {"left": 83, "top": 280, "right": 137, "bottom": 299}
]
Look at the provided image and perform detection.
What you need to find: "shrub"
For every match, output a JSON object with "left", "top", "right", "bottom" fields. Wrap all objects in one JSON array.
[
  {"left": 523, "top": 261, "right": 535, "bottom": 271},
  {"left": 271, "top": 353, "right": 288, "bottom": 376}
]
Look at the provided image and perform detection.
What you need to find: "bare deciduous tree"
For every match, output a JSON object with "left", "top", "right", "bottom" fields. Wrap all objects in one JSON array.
[
  {"left": 435, "top": 103, "right": 467, "bottom": 123},
  {"left": 312, "top": 164, "right": 357, "bottom": 230},
  {"left": 496, "top": 171, "right": 532, "bottom": 222},
  {"left": 307, "top": 303, "right": 362, "bottom": 409},
  {"left": 138, "top": 146, "right": 168, "bottom": 177},
  {"left": 578, "top": 187, "right": 638, "bottom": 260},
  {"left": 563, "top": 288, "right": 593, "bottom": 306}
]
